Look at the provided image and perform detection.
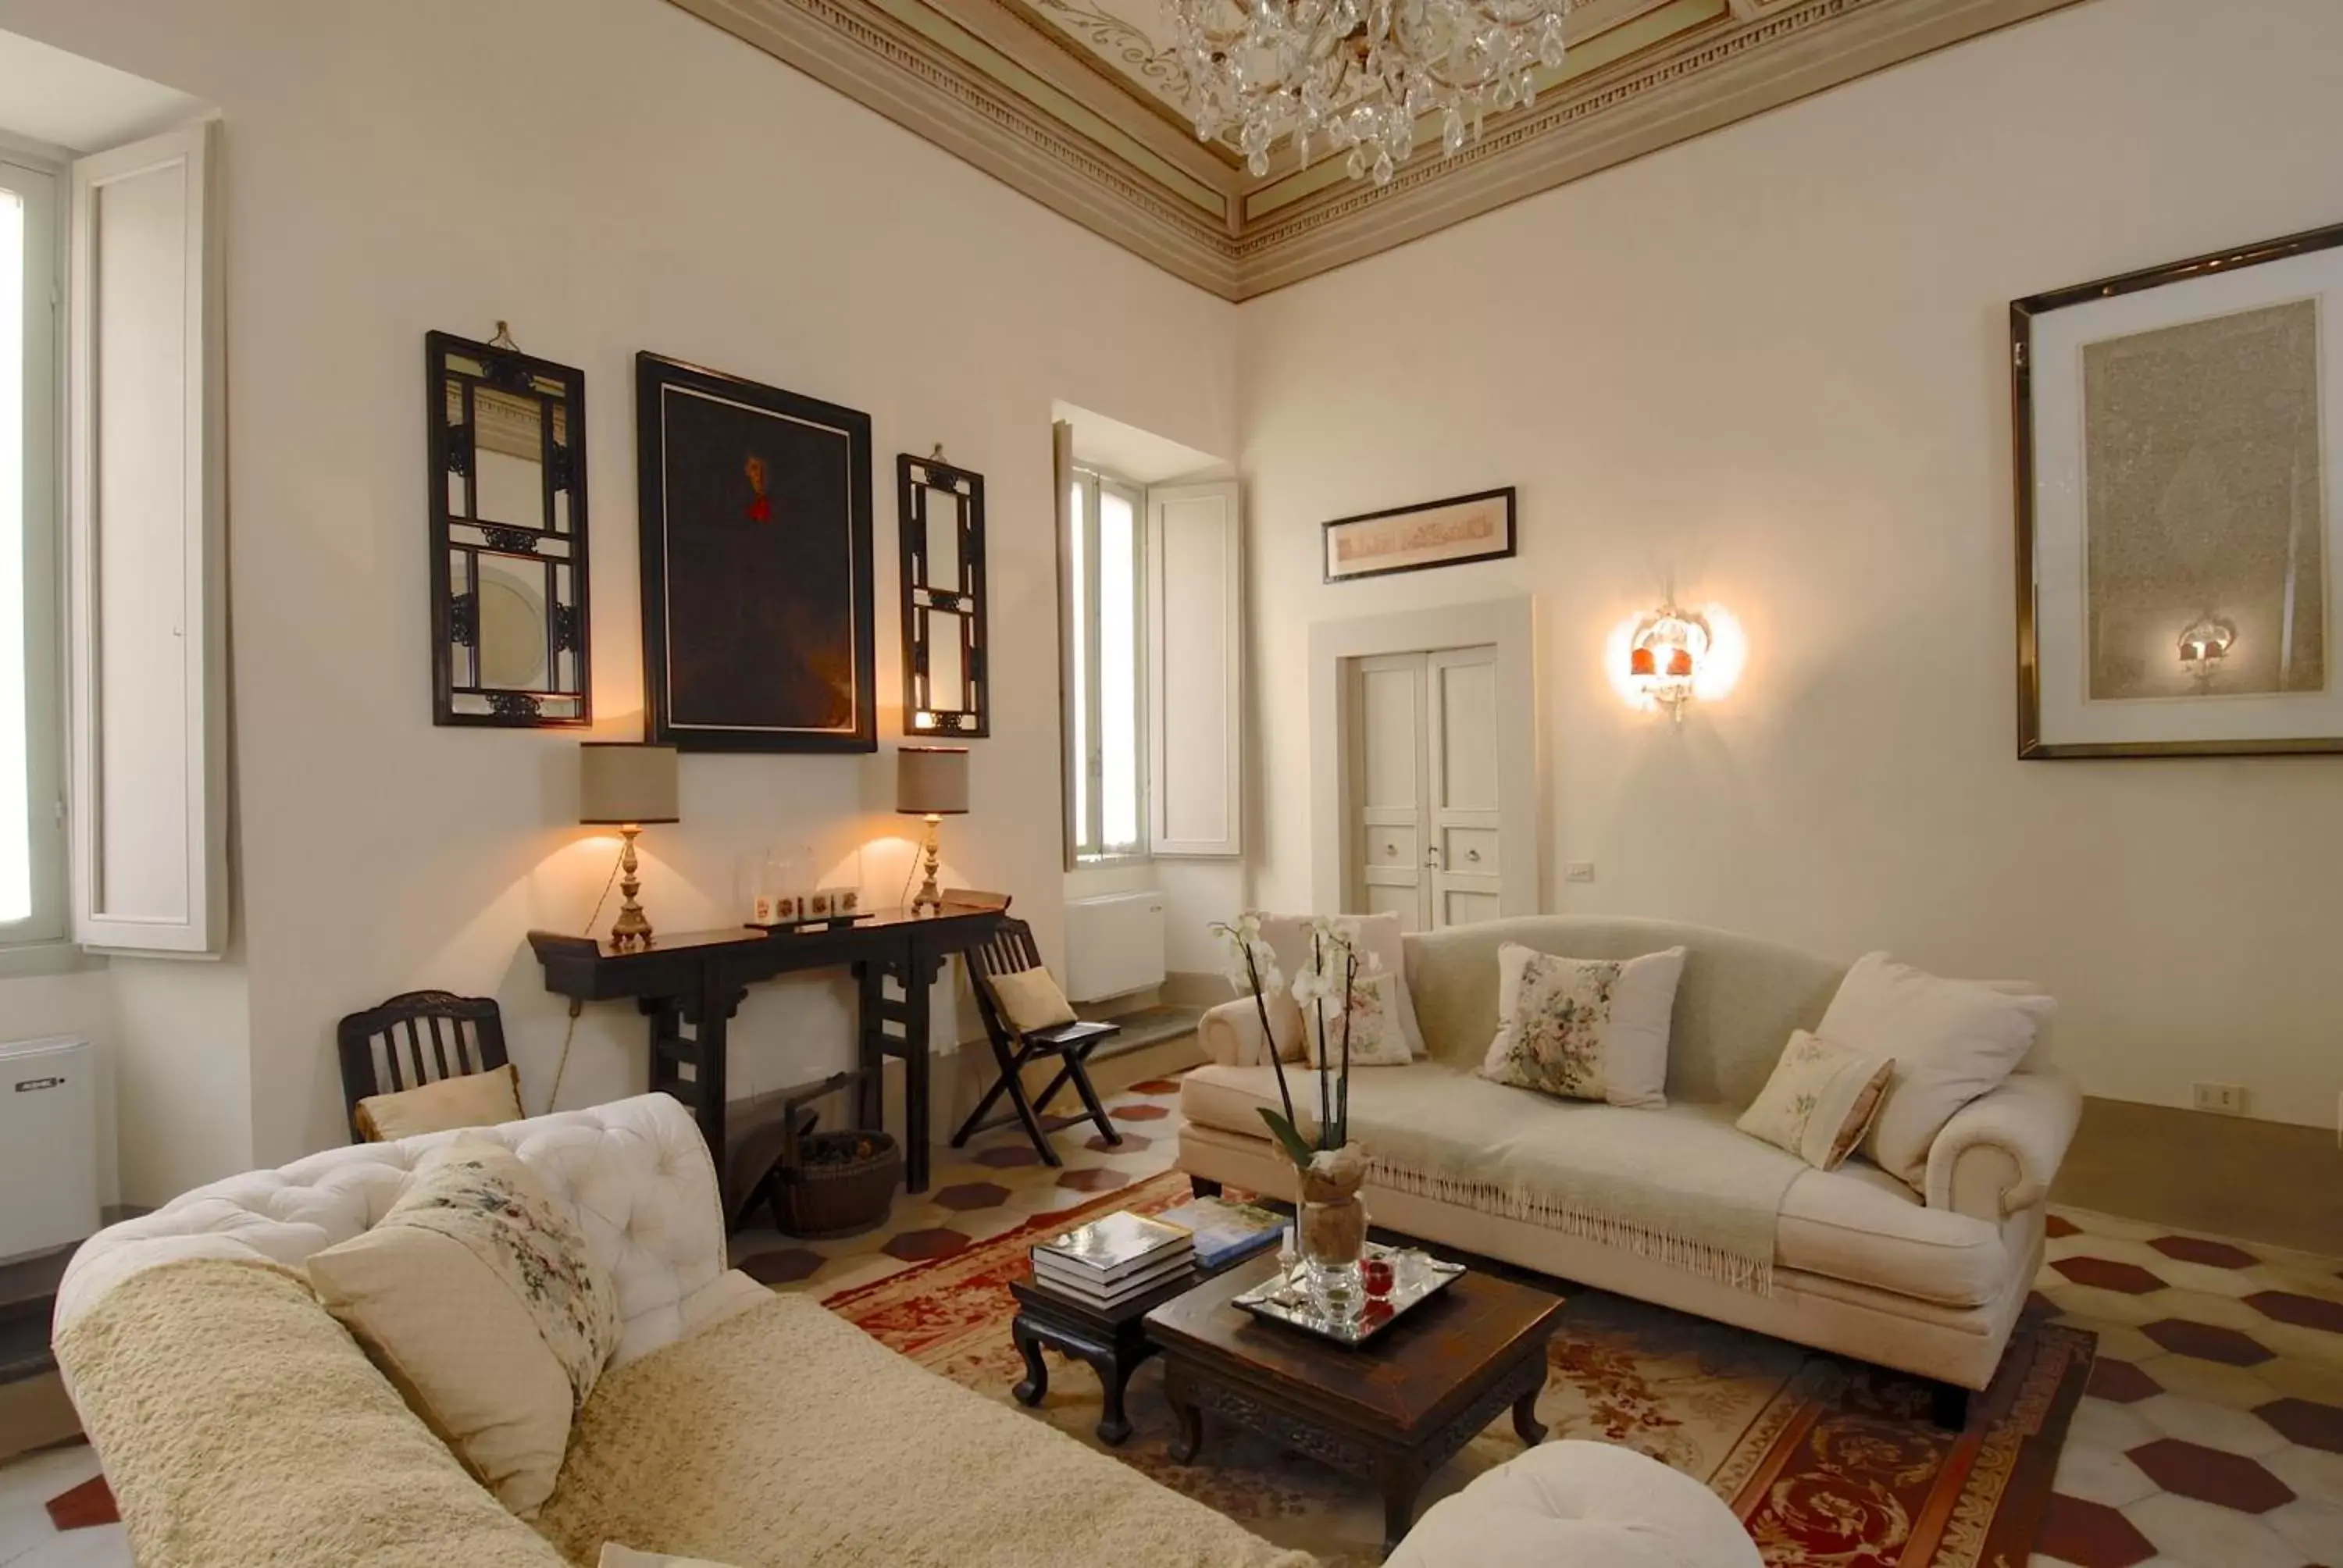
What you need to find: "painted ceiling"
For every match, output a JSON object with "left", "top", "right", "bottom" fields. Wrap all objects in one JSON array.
[{"left": 666, "top": 0, "right": 2086, "bottom": 299}]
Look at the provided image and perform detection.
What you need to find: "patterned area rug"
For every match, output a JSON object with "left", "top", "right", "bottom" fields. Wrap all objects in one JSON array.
[{"left": 826, "top": 1171, "right": 2094, "bottom": 1566}]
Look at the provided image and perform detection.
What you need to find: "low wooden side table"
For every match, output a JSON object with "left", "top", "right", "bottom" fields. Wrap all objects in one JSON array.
[
  {"left": 1144, "top": 1253, "right": 1565, "bottom": 1552},
  {"left": 1011, "top": 1264, "right": 1222, "bottom": 1445}
]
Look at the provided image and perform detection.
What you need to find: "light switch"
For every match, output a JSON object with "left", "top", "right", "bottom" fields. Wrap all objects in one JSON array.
[{"left": 1564, "top": 861, "right": 1596, "bottom": 883}]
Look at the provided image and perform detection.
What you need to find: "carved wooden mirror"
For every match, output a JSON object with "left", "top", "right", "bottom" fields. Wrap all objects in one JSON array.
[
  {"left": 898, "top": 452, "right": 987, "bottom": 738},
  {"left": 427, "top": 330, "right": 590, "bottom": 726}
]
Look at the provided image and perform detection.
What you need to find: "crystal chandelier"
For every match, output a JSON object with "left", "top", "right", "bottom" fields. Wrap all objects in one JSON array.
[{"left": 1167, "top": 0, "right": 1571, "bottom": 185}]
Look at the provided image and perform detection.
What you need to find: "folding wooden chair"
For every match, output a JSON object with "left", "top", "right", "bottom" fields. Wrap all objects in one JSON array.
[
  {"left": 953, "top": 919, "right": 1120, "bottom": 1167},
  {"left": 335, "top": 990, "right": 511, "bottom": 1141}
]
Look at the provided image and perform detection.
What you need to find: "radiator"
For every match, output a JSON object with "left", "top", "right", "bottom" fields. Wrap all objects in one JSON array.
[
  {"left": 0, "top": 1037, "right": 101, "bottom": 1262},
  {"left": 1064, "top": 891, "right": 1167, "bottom": 1003}
]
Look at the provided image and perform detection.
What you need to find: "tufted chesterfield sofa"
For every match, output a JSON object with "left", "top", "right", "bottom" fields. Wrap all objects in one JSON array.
[{"left": 51, "top": 1094, "right": 1318, "bottom": 1568}]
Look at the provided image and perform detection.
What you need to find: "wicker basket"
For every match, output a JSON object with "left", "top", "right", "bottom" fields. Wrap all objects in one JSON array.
[{"left": 758, "top": 1071, "right": 901, "bottom": 1239}]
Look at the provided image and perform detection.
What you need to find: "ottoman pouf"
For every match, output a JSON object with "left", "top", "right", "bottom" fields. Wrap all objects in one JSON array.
[{"left": 1389, "top": 1441, "right": 1761, "bottom": 1567}]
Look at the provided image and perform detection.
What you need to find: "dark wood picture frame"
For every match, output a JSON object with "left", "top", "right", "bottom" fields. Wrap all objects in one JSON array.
[
  {"left": 426, "top": 330, "right": 591, "bottom": 729},
  {"left": 1321, "top": 486, "right": 1517, "bottom": 583},
  {"left": 897, "top": 453, "right": 990, "bottom": 739},
  {"left": 635, "top": 352, "right": 876, "bottom": 753},
  {"left": 2013, "top": 220, "right": 2343, "bottom": 759}
]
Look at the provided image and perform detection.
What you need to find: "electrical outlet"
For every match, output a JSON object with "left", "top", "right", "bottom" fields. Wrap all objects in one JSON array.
[
  {"left": 2191, "top": 1082, "right": 2245, "bottom": 1116},
  {"left": 1564, "top": 861, "right": 1596, "bottom": 883}
]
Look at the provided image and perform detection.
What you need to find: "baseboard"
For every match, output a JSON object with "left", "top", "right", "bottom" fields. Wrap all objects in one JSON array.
[{"left": 2053, "top": 1096, "right": 2343, "bottom": 1255}]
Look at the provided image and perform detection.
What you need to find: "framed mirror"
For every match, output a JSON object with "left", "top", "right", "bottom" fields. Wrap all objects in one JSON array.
[
  {"left": 426, "top": 330, "right": 590, "bottom": 727},
  {"left": 898, "top": 452, "right": 988, "bottom": 738}
]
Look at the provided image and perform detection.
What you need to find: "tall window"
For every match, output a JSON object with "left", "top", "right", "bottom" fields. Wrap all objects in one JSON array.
[
  {"left": 1066, "top": 466, "right": 1146, "bottom": 860},
  {"left": 0, "top": 155, "right": 63, "bottom": 946}
]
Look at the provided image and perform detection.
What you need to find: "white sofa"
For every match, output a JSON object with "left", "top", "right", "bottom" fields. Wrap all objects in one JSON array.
[{"left": 1180, "top": 917, "right": 2081, "bottom": 1395}]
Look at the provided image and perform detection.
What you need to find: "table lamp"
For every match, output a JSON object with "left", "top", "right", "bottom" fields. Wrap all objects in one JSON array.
[
  {"left": 579, "top": 743, "right": 680, "bottom": 949},
  {"left": 894, "top": 745, "right": 968, "bottom": 915}
]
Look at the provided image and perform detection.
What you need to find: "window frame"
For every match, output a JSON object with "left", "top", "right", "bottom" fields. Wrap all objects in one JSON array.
[
  {"left": 0, "top": 146, "right": 69, "bottom": 957},
  {"left": 1066, "top": 464, "right": 1149, "bottom": 863}
]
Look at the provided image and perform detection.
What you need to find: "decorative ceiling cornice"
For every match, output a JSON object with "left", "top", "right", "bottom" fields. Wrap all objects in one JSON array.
[{"left": 668, "top": 0, "right": 2088, "bottom": 299}]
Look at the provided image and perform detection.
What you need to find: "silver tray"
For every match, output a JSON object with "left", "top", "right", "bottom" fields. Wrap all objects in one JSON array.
[{"left": 1231, "top": 1243, "right": 1465, "bottom": 1346}]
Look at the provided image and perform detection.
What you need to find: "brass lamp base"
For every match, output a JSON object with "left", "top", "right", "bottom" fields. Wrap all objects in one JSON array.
[
  {"left": 610, "top": 825, "right": 657, "bottom": 949},
  {"left": 913, "top": 814, "right": 943, "bottom": 914}
]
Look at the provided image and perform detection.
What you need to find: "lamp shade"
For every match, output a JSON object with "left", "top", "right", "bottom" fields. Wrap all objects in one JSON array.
[
  {"left": 895, "top": 745, "right": 969, "bottom": 815},
  {"left": 579, "top": 743, "right": 680, "bottom": 825}
]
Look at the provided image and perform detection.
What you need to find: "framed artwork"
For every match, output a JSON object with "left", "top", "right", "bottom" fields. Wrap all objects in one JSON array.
[
  {"left": 2014, "top": 221, "right": 2343, "bottom": 758},
  {"left": 635, "top": 353, "right": 876, "bottom": 753},
  {"left": 1322, "top": 487, "right": 1516, "bottom": 583},
  {"left": 897, "top": 452, "right": 989, "bottom": 739},
  {"left": 426, "top": 330, "right": 590, "bottom": 728}
]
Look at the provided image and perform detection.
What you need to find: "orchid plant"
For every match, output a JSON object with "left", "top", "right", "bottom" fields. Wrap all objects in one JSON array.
[{"left": 1209, "top": 913, "right": 1384, "bottom": 1173}]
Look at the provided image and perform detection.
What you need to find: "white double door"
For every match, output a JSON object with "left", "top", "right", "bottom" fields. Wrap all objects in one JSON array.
[{"left": 1346, "top": 646, "right": 1503, "bottom": 932}]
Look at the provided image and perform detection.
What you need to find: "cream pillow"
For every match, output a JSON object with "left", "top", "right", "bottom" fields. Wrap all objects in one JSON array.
[
  {"left": 1300, "top": 971, "right": 1414, "bottom": 1068},
  {"left": 1819, "top": 953, "right": 2056, "bottom": 1188},
  {"left": 1737, "top": 1031, "right": 1895, "bottom": 1171},
  {"left": 986, "top": 966, "right": 1079, "bottom": 1034},
  {"left": 1257, "top": 912, "right": 1427, "bottom": 1061},
  {"left": 308, "top": 1140, "right": 619, "bottom": 1517},
  {"left": 355, "top": 1062, "right": 525, "bottom": 1142},
  {"left": 1476, "top": 944, "right": 1685, "bottom": 1108}
]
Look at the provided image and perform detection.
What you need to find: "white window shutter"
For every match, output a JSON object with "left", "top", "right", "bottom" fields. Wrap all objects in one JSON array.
[
  {"left": 66, "top": 121, "right": 227, "bottom": 955},
  {"left": 1147, "top": 480, "right": 1240, "bottom": 857}
]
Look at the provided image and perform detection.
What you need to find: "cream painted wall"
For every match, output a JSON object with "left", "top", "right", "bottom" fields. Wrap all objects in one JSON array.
[
  {"left": 1236, "top": 0, "right": 2343, "bottom": 1128},
  {"left": 0, "top": 0, "right": 1236, "bottom": 1174}
]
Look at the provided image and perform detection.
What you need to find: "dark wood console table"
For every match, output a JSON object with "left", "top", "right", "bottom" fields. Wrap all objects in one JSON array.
[{"left": 527, "top": 902, "right": 1011, "bottom": 1200}]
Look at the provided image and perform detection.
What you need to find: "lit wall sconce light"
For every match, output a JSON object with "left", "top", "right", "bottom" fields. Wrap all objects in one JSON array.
[
  {"left": 1607, "top": 597, "right": 1746, "bottom": 724},
  {"left": 2177, "top": 615, "right": 2234, "bottom": 692}
]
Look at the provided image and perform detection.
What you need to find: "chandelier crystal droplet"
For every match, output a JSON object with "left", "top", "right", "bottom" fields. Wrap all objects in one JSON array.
[{"left": 1168, "top": 0, "right": 1571, "bottom": 184}]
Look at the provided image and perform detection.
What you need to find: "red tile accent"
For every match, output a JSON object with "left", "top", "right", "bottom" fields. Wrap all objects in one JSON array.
[
  {"left": 2256, "top": 1396, "right": 2343, "bottom": 1454},
  {"left": 2149, "top": 1235, "right": 2258, "bottom": 1269},
  {"left": 2034, "top": 1493, "right": 2159, "bottom": 1568},
  {"left": 736, "top": 1248, "right": 824, "bottom": 1285},
  {"left": 1113, "top": 1103, "right": 1171, "bottom": 1122},
  {"left": 1129, "top": 1079, "right": 1182, "bottom": 1095},
  {"left": 933, "top": 1181, "right": 1013, "bottom": 1212},
  {"left": 2086, "top": 1357, "right": 2161, "bottom": 1403},
  {"left": 2053, "top": 1256, "right": 2166, "bottom": 1295},
  {"left": 2045, "top": 1213, "right": 2081, "bottom": 1238},
  {"left": 972, "top": 1145, "right": 1043, "bottom": 1169},
  {"left": 2025, "top": 1290, "right": 2059, "bottom": 1320},
  {"left": 2245, "top": 1290, "right": 2343, "bottom": 1335},
  {"left": 881, "top": 1228, "right": 972, "bottom": 1262},
  {"left": 44, "top": 1475, "right": 118, "bottom": 1531},
  {"left": 2141, "top": 1317, "right": 2275, "bottom": 1367},
  {"left": 1086, "top": 1131, "right": 1150, "bottom": 1153},
  {"left": 1056, "top": 1167, "right": 1132, "bottom": 1193},
  {"left": 2125, "top": 1438, "right": 2295, "bottom": 1513}
]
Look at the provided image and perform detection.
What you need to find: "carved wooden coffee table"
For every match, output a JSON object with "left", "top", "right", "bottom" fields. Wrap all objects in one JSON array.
[{"left": 1144, "top": 1253, "right": 1564, "bottom": 1552}]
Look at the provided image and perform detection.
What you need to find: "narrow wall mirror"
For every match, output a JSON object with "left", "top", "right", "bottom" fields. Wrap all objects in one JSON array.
[
  {"left": 898, "top": 452, "right": 987, "bottom": 738},
  {"left": 427, "top": 330, "right": 590, "bottom": 726}
]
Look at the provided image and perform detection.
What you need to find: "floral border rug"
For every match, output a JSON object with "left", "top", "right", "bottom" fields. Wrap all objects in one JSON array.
[{"left": 825, "top": 1171, "right": 2092, "bottom": 1566}]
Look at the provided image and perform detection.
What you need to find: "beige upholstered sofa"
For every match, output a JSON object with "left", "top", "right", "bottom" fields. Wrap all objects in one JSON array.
[
  {"left": 53, "top": 1094, "right": 1311, "bottom": 1568},
  {"left": 1180, "top": 917, "right": 2080, "bottom": 1395}
]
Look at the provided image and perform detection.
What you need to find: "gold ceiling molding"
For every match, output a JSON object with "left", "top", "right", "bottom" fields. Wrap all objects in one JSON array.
[{"left": 669, "top": 0, "right": 2087, "bottom": 299}]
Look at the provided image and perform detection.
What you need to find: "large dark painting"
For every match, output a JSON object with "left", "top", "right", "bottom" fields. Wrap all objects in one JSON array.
[{"left": 636, "top": 354, "right": 876, "bottom": 752}]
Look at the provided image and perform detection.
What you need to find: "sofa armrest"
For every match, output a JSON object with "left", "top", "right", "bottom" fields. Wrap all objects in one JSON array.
[
  {"left": 1199, "top": 998, "right": 1274, "bottom": 1067},
  {"left": 1924, "top": 1070, "right": 2081, "bottom": 1221}
]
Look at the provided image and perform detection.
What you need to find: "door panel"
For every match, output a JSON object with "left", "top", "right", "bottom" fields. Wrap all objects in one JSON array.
[
  {"left": 1348, "top": 654, "right": 1430, "bottom": 930},
  {"left": 1427, "top": 647, "right": 1502, "bottom": 929},
  {"left": 1436, "top": 656, "right": 1500, "bottom": 810}
]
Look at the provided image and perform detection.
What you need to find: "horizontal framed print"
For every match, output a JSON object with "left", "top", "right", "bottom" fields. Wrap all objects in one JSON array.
[
  {"left": 2014, "top": 221, "right": 2343, "bottom": 757},
  {"left": 1322, "top": 486, "right": 1516, "bottom": 583},
  {"left": 636, "top": 353, "right": 876, "bottom": 753}
]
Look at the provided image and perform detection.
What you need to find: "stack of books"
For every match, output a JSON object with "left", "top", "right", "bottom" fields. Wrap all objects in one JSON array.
[
  {"left": 1151, "top": 1195, "right": 1286, "bottom": 1270},
  {"left": 1031, "top": 1211, "right": 1194, "bottom": 1307}
]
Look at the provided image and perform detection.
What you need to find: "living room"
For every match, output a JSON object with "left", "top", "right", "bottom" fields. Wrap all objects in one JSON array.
[{"left": 0, "top": 0, "right": 2339, "bottom": 1565}]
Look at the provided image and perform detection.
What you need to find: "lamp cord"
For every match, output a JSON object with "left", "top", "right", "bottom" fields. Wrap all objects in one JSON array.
[{"left": 540, "top": 846, "right": 626, "bottom": 1116}]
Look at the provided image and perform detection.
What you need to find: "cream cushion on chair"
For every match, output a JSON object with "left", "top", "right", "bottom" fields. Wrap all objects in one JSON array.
[
  {"left": 1389, "top": 1440, "right": 1760, "bottom": 1567},
  {"left": 355, "top": 1061, "right": 526, "bottom": 1141},
  {"left": 305, "top": 1140, "right": 621, "bottom": 1516},
  {"left": 986, "top": 967, "right": 1079, "bottom": 1033},
  {"left": 1820, "top": 954, "right": 2054, "bottom": 1187}
]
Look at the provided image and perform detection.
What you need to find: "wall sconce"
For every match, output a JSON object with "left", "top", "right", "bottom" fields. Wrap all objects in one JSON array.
[
  {"left": 1607, "top": 598, "right": 1745, "bottom": 723},
  {"left": 2177, "top": 615, "right": 2234, "bottom": 692}
]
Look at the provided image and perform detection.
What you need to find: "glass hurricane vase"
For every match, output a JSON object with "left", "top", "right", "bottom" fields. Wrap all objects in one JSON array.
[{"left": 1296, "top": 1146, "right": 1370, "bottom": 1321}]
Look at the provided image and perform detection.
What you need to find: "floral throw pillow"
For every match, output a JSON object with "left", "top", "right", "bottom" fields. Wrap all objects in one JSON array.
[
  {"left": 1300, "top": 971, "right": 1414, "bottom": 1069},
  {"left": 1478, "top": 947, "right": 1622, "bottom": 1101},
  {"left": 1735, "top": 1030, "right": 1895, "bottom": 1171}
]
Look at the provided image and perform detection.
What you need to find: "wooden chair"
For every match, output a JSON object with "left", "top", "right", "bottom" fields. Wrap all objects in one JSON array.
[
  {"left": 336, "top": 990, "right": 512, "bottom": 1141},
  {"left": 953, "top": 920, "right": 1120, "bottom": 1167}
]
